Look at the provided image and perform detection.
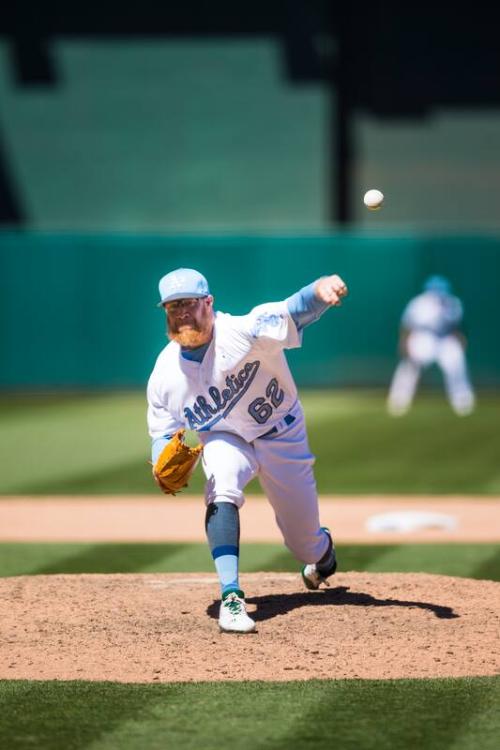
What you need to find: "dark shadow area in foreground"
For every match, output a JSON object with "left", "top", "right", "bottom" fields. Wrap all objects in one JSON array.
[{"left": 207, "top": 585, "right": 459, "bottom": 622}]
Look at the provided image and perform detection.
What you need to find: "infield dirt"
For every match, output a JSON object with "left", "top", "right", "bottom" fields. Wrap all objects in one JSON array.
[
  {"left": 1, "top": 496, "right": 499, "bottom": 542},
  {"left": 2, "top": 496, "right": 499, "bottom": 682},
  {"left": 1, "top": 571, "right": 499, "bottom": 683}
]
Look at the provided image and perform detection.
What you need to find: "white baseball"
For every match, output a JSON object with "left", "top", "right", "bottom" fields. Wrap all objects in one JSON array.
[{"left": 363, "top": 189, "right": 384, "bottom": 210}]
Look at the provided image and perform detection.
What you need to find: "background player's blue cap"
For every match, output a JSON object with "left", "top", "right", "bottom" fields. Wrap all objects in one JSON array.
[
  {"left": 423, "top": 275, "right": 451, "bottom": 294},
  {"left": 157, "top": 268, "right": 210, "bottom": 307}
]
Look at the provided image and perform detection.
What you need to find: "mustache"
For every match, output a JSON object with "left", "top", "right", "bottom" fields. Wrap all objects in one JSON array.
[{"left": 168, "top": 319, "right": 202, "bottom": 334}]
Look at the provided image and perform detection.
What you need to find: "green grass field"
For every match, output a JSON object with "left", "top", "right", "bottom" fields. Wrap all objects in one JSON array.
[
  {"left": 1, "top": 390, "right": 499, "bottom": 749},
  {"left": 0, "top": 541, "right": 499, "bottom": 581},
  {"left": 1, "top": 678, "right": 499, "bottom": 750},
  {"left": 1, "top": 389, "right": 500, "bottom": 494}
]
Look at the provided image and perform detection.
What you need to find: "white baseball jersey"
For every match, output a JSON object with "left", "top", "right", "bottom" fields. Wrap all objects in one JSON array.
[
  {"left": 147, "top": 301, "right": 303, "bottom": 444},
  {"left": 402, "top": 291, "right": 463, "bottom": 337}
]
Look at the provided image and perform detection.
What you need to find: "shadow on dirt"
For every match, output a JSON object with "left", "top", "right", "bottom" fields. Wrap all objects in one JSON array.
[{"left": 207, "top": 585, "right": 459, "bottom": 622}]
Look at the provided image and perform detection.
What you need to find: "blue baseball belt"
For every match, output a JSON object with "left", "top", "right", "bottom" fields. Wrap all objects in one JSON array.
[{"left": 257, "top": 412, "right": 296, "bottom": 440}]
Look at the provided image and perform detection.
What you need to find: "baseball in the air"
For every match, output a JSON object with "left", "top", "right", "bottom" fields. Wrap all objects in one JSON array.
[{"left": 363, "top": 189, "right": 384, "bottom": 210}]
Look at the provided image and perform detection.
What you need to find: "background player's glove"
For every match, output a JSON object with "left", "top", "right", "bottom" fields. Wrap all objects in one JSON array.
[{"left": 152, "top": 429, "right": 203, "bottom": 495}]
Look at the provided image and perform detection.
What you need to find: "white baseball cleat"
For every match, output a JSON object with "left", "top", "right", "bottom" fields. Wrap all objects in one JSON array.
[
  {"left": 387, "top": 402, "right": 410, "bottom": 417},
  {"left": 301, "top": 528, "right": 337, "bottom": 591},
  {"left": 218, "top": 590, "right": 256, "bottom": 633},
  {"left": 301, "top": 563, "right": 331, "bottom": 591}
]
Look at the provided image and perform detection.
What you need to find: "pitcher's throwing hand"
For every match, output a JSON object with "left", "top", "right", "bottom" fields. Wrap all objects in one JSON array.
[{"left": 315, "top": 275, "right": 348, "bottom": 306}]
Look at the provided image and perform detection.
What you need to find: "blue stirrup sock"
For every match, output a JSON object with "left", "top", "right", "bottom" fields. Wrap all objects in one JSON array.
[
  {"left": 316, "top": 529, "right": 337, "bottom": 577},
  {"left": 205, "top": 501, "right": 241, "bottom": 597}
]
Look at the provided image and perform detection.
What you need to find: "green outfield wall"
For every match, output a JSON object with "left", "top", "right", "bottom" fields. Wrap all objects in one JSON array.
[{"left": 1, "top": 231, "right": 498, "bottom": 388}]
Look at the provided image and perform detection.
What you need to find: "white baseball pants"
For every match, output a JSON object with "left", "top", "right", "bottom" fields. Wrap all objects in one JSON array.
[
  {"left": 199, "top": 410, "right": 329, "bottom": 565},
  {"left": 388, "top": 332, "right": 475, "bottom": 416}
]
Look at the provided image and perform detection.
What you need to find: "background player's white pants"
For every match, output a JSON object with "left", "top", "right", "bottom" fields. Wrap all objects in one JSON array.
[
  {"left": 387, "top": 332, "right": 475, "bottom": 416},
  {"left": 200, "top": 411, "right": 329, "bottom": 565}
]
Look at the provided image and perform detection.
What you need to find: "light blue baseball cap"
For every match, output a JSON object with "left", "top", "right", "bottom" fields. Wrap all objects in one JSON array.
[
  {"left": 423, "top": 275, "right": 451, "bottom": 294},
  {"left": 157, "top": 268, "right": 210, "bottom": 307}
]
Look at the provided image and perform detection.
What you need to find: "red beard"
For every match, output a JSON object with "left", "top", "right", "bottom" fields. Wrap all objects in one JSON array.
[
  {"left": 167, "top": 315, "right": 213, "bottom": 348},
  {"left": 169, "top": 326, "right": 210, "bottom": 348}
]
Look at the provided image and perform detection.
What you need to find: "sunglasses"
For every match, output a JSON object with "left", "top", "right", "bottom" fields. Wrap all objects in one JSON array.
[{"left": 164, "top": 297, "right": 206, "bottom": 313}]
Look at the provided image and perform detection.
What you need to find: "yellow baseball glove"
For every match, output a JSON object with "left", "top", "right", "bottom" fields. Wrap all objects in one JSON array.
[{"left": 152, "top": 429, "right": 203, "bottom": 495}]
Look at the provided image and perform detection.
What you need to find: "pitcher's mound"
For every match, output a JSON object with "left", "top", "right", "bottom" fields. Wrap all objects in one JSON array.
[{"left": 1, "top": 572, "right": 499, "bottom": 682}]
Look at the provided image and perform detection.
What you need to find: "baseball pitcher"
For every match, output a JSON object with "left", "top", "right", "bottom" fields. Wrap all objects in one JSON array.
[{"left": 147, "top": 268, "right": 348, "bottom": 633}]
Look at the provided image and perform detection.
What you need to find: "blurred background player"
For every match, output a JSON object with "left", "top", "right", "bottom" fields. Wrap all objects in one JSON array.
[{"left": 387, "top": 275, "right": 476, "bottom": 417}]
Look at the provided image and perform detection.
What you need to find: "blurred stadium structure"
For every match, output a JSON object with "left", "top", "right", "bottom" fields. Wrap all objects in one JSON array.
[{"left": 1, "top": 2, "right": 500, "bottom": 388}]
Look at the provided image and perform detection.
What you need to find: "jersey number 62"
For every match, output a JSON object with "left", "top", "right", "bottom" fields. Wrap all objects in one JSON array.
[{"left": 247, "top": 377, "right": 284, "bottom": 424}]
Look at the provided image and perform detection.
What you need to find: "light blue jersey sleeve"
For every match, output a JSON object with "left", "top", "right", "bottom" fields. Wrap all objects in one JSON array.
[{"left": 286, "top": 281, "right": 330, "bottom": 332}]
